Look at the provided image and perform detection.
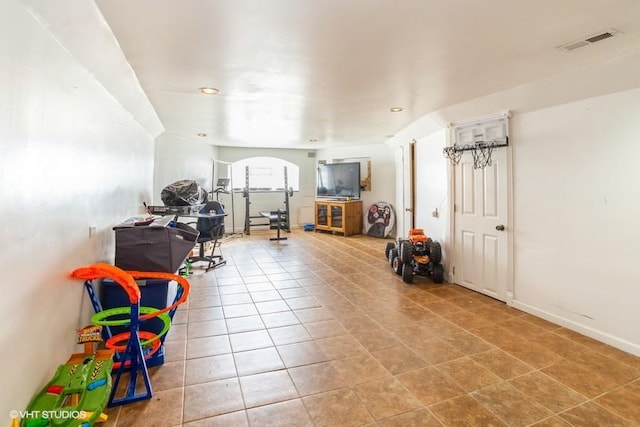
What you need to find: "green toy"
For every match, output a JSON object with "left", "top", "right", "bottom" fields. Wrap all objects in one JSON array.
[{"left": 16, "top": 326, "right": 114, "bottom": 427}]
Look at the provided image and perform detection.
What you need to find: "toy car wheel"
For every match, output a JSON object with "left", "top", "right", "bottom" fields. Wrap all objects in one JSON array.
[
  {"left": 400, "top": 240, "right": 413, "bottom": 264},
  {"left": 402, "top": 263, "right": 414, "bottom": 284},
  {"left": 429, "top": 241, "right": 442, "bottom": 265},
  {"left": 389, "top": 248, "right": 398, "bottom": 266},
  {"left": 432, "top": 263, "right": 444, "bottom": 284},
  {"left": 384, "top": 242, "right": 395, "bottom": 259},
  {"left": 392, "top": 256, "right": 403, "bottom": 275},
  {"left": 425, "top": 237, "right": 433, "bottom": 255}
]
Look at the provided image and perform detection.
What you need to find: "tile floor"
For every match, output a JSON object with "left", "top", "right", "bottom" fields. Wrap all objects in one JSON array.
[{"left": 104, "top": 229, "right": 640, "bottom": 426}]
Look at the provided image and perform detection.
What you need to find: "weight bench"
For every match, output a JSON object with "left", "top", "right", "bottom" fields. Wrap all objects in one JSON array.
[{"left": 259, "top": 210, "right": 287, "bottom": 241}]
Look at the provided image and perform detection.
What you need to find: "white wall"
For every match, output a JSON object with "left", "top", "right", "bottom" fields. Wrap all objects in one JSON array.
[
  {"left": 216, "top": 147, "right": 318, "bottom": 232},
  {"left": 153, "top": 133, "right": 218, "bottom": 204},
  {"left": 317, "top": 143, "right": 396, "bottom": 235},
  {"left": 388, "top": 52, "right": 640, "bottom": 355},
  {"left": 414, "top": 130, "right": 450, "bottom": 269},
  {"left": 0, "top": 0, "right": 161, "bottom": 421},
  {"left": 511, "top": 88, "right": 640, "bottom": 352}
]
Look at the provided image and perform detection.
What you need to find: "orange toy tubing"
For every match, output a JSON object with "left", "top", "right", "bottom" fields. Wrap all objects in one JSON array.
[
  {"left": 71, "top": 263, "right": 141, "bottom": 304},
  {"left": 126, "top": 270, "right": 190, "bottom": 319}
]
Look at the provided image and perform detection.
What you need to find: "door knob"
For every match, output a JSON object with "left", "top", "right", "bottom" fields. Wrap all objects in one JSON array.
[{"left": 496, "top": 224, "right": 505, "bottom": 231}]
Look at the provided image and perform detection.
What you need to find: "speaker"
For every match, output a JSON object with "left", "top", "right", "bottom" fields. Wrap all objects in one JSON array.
[{"left": 307, "top": 152, "right": 316, "bottom": 158}]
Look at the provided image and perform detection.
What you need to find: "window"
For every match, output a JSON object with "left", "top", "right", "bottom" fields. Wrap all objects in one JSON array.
[{"left": 231, "top": 157, "right": 299, "bottom": 191}]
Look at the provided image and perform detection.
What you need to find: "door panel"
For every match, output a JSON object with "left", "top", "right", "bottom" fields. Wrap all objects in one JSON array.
[
  {"left": 462, "top": 163, "right": 475, "bottom": 214},
  {"left": 483, "top": 234, "right": 499, "bottom": 297},
  {"left": 454, "top": 148, "right": 509, "bottom": 301},
  {"left": 461, "top": 231, "right": 476, "bottom": 285},
  {"left": 483, "top": 165, "right": 498, "bottom": 217}
]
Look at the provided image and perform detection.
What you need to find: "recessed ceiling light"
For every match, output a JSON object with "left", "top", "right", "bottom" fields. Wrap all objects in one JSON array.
[
  {"left": 197, "top": 133, "right": 207, "bottom": 137},
  {"left": 199, "top": 87, "right": 219, "bottom": 95},
  {"left": 390, "top": 107, "right": 404, "bottom": 112}
]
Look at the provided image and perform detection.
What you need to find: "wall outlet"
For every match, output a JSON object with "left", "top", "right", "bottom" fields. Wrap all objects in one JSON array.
[
  {"left": 432, "top": 208, "right": 439, "bottom": 218},
  {"left": 89, "top": 225, "right": 97, "bottom": 238}
]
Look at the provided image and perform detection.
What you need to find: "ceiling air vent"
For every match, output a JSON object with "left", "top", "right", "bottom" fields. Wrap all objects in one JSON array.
[{"left": 557, "top": 28, "right": 621, "bottom": 52}]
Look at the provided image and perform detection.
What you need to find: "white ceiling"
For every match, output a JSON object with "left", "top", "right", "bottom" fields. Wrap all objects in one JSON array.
[{"left": 95, "top": 0, "right": 640, "bottom": 149}]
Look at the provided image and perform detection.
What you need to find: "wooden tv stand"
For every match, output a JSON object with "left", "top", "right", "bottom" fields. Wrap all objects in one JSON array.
[{"left": 314, "top": 200, "right": 362, "bottom": 236}]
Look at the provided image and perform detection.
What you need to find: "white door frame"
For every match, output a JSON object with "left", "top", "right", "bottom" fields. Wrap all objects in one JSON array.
[
  {"left": 506, "top": 142, "right": 514, "bottom": 304},
  {"left": 396, "top": 141, "right": 415, "bottom": 237},
  {"left": 406, "top": 140, "right": 416, "bottom": 231}
]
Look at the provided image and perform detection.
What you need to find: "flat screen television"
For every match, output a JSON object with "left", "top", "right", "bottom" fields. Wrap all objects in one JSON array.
[{"left": 316, "top": 162, "right": 361, "bottom": 200}]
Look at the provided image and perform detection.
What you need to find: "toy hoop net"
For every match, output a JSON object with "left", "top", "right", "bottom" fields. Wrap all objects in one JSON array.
[
  {"left": 443, "top": 146, "right": 462, "bottom": 166},
  {"left": 471, "top": 143, "right": 495, "bottom": 169}
]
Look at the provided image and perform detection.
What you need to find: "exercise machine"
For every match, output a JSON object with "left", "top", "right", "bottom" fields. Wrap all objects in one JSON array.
[
  {"left": 243, "top": 166, "right": 293, "bottom": 235},
  {"left": 212, "top": 178, "right": 231, "bottom": 202},
  {"left": 211, "top": 159, "right": 242, "bottom": 237}
]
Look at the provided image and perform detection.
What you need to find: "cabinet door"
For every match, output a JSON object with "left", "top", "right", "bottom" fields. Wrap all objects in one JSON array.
[
  {"left": 316, "top": 203, "right": 328, "bottom": 226},
  {"left": 330, "top": 204, "right": 343, "bottom": 229}
]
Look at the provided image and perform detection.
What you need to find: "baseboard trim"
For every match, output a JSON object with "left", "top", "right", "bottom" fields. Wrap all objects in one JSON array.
[{"left": 511, "top": 299, "right": 640, "bottom": 357}]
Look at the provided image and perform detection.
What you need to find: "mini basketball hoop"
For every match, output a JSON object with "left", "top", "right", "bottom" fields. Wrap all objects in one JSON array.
[
  {"left": 471, "top": 143, "right": 495, "bottom": 169},
  {"left": 443, "top": 146, "right": 462, "bottom": 166},
  {"left": 444, "top": 140, "right": 506, "bottom": 169},
  {"left": 447, "top": 114, "right": 510, "bottom": 169}
]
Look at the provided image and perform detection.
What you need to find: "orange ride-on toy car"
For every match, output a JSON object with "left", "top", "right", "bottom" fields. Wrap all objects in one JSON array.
[{"left": 385, "top": 229, "right": 444, "bottom": 284}]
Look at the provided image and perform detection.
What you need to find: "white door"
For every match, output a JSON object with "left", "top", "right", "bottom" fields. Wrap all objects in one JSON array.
[{"left": 453, "top": 122, "right": 510, "bottom": 302}]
